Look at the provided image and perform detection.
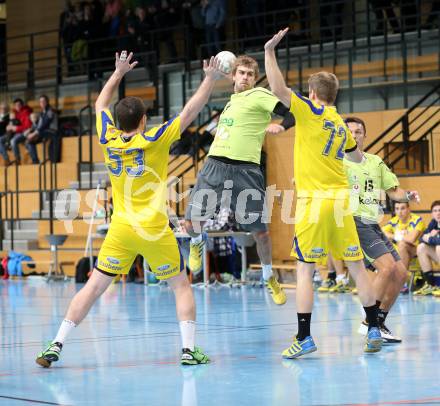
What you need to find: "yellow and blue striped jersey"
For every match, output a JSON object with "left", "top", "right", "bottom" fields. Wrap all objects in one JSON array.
[
  {"left": 382, "top": 213, "right": 425, "bottom": 245},
  {"left": 290, "top": 92, "right": 357, "bottom": 198},
  {"left": 96, "top": 109, "right": 181, "bottom": 227}
]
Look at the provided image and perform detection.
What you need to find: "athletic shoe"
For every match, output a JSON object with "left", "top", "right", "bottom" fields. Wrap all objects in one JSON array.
[
  {"left": 328, "top": 281, "right": 352, "bottom": 293},
  {"left": 265, "top": 276, "right": 287, "bottom": 305},
  {"left": 379, "top": 323, "right": 402, "bottom": 343},
  {"left": 181, "top": 347, "right": 210, "bottom": 365},
  {"left": 364, "top": 327, "right": 382, "bottom": 353},
  {"left": 36, "top": 342, "right": 63, "bottom": 368},
  {"left": 351, "top": 288, "right": 358, "bottom": 295},
  {"left": 317, "top": 278, "right": 336, "bottom": 292},
  {"left": 282, "top": 336, "right": 317, "bottom": 359},
  {"left": 358, "top": 321, "right": 402, "bottom": 344},
  {"left": 413, "top": 282, "right": 435, "bottom": 296},
  {"left": 432, "top": 287, "right": 440, "bottom": 297},
  {"left": 188, "top": 239, "right": 205, "bottom": 273}
]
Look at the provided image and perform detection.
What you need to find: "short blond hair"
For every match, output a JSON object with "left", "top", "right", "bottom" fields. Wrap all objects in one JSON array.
[
  {"left": 308, "top": 72, "right": 339, "bottom": 104},
  {"left": 232, "top": 55, "right": 259, "bottom": 79}
]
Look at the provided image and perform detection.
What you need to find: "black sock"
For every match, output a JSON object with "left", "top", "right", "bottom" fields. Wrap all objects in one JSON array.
[
  {"left": 378, "top": 309, "right": 388, "bottom": 325},
  {"left": 328, "top": 271, "right": 336, "bottom": 280},
  {"left": 363, "top": 305, "right": 379, "bottom": 329},
  {"left": 296, "top": 313, "right": 312, "bottom": 341},
  {"left": 424, "top": 271, "right": 435, "bottom": 286}
]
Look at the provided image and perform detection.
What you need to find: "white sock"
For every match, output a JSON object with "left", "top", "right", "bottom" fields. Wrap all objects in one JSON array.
[
  {"left": 336, "top": 274, "right": 348, "bottom": 285},
  {"left": 53, "top": 319, "right": 76, "bottom": 344},
  {"left": 179, "top": 320, "right": 195, "bottom": 351},
  {"left": 262, "top": 264, "right": 273, "bottom": 281},
  {"left": 191, "top": 235, "right": 203, "bottom": 244}
]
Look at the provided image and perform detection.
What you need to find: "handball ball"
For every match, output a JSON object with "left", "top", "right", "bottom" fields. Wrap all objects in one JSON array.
[{"left": 215, "top": 51, "right": 237, "bottom": 74}]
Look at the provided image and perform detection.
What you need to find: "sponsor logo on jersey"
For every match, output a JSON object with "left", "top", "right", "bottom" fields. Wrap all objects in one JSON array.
[
  {"left": 157, "top": 264, "right": 170, "bottom": 271},
  {"left": 107, "top": 257, "right": 120, "bottom": 265},
  {"left": 347, "top": 245, "right": 359, "bottom": 252},
  {"left": 311, "top": 247, "right": 324, "bottom": 254}
]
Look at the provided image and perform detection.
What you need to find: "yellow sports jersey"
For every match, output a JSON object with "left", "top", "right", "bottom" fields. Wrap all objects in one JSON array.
[
  {"left": 290, "top": 92, "right": 357, "bottom": 198},
  {"left": 382, "top": 213, "right": 425, "bottom": 245},
  {"left": 96, "top": 109, "right": 180, "bottom": 228}
]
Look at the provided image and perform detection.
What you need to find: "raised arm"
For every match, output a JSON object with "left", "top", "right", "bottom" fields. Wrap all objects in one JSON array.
[
  {"left": 95, "top": 51, "right": 138, "bottom": 114},
  {"left": 264, "top": 28, "right": 292, "bottom": 108},
  {"left": 180, "top": 57, "right": 221, "bottom": 133}
]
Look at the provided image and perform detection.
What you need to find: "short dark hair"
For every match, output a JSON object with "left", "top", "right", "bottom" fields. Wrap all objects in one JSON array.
[
  {"left": 13, "top": 98, "right": 24, "bottom": 105},
  {"left": 115, "top": 97, "right": 146, "bottom": 132},
  {"left": 431, "top": 200, "right": 440, "bottom": 211},
  {"left": 345, "top": 116, "right": 366, "bottom": 135},
  {"left": 395, "top": 201, "right": 409, "bottom": 208},
  {"left": 39, "top": 94, "right": 50, "bottom": 104}
]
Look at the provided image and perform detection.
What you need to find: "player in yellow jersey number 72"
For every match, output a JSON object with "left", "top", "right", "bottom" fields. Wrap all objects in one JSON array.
[{"left": 264, "top": 28, "right": 382, "bottom": 358}]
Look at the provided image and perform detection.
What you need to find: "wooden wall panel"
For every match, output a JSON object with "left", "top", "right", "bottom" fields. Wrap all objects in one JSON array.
[{"left": 6, "top": 0, "right": 62, "bottom": 83}]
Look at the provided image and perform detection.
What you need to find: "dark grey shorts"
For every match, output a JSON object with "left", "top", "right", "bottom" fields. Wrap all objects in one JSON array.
[
  {"left": 185, "top": 157, "right": 268, "bottom": 231},
  {"left": 354, "top": 216, "right": 400, "bottom": 268}
]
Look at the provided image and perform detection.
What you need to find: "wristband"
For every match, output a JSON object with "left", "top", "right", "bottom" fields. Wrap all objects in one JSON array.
[{"left": 405, "top": 191, "right": 412, "bottom": 202}]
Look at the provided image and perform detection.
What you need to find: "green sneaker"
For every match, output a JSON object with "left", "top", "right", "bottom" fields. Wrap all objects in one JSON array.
[
  {"left": 317, "top": 278, "right": 336, "bottom": 292},
  {"left": 328, "top": 281, "right": 352, "bottom": 293},
  {"left": 36, "top": 342, "right": 63, "bottom": 368},
  {"left": 181, "top": 347, "right": 210, "bottom": 365},
  {"left": 413, "top": 282, "right": 434, "bottom": 296}
]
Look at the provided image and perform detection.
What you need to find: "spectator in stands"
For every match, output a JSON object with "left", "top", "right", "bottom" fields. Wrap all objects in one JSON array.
[
  {"left": 25, "top": 95, "right": 57, "bottom": 165},
  {"left": 103, "top": 0, "right": 123, "bottom": 37},
  {"left": 424, "top": 0, "right": 440, "bottom": 29},
  {"left": 182, "top": 0, "right": 205, "bottom": 59},
  {"left": 382, "top": 202, "right": 425, "bottom": 269},
  {"left": 201, "top": 0, "right": 226, "bottom": 56},
  {"left": 368, "top": 0, "right": 400, "bottom": 35},
  {"left": 5, "top": 99, "right": 33, "bottom": 164},
  {"left": 0, "top": 103, "right": 10, "bottom": 165},
  {"left": 415, "top": 200, "right": 440, "bottom": 296}
]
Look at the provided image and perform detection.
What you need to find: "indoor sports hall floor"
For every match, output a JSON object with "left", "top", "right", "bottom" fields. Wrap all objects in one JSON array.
[{"left": 1, "top": 279, "right": 440, "bottom": 406}]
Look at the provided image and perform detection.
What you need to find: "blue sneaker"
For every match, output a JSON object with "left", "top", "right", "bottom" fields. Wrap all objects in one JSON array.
[
  {"left": 364, "top": 327, "right": 382, "bottom": 353},
  {"left": 282, "top": 336, "right": 317, "bottom": 359}
]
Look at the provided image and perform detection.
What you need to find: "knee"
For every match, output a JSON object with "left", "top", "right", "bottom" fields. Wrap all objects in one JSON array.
[
  {"left": 253, "top": 230, "right": 270, "bottom": 244},
  {"left": 395, "top": 263, "right": 408, "bottom": 283},
  {"left": 417, "top": 243, "right": 426, "bottom": 255}
]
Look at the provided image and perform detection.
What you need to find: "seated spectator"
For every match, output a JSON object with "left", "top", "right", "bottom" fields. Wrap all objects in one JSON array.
[
  {"left": 0, "top": 102, "right": 10, "bottom": 165},
  {"left": 204, "top": 208, "right": 241, "bottom": 281},
  {"left": 5, "top": 99, "right": 33, "bottom": 164},
  {"left": 25, "top": 95, "right": 57, "bottom": 164},
  {"left": 382, "top": 202, "right": 425, "bottom": 269},
  {"left": 415, "top": 200, "right": 440, "bottom": 296}
]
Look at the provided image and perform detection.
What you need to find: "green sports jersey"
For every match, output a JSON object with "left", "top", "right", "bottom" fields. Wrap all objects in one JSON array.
[
  {"left": 208, "top": 87, "right": 279, "bottom": 164},
  {"left": 343, "top": 152, "right": 399, "bottom": 222}
]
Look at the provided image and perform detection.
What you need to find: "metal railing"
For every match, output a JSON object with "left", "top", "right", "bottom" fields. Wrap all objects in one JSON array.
[{"left": 365, "top": 82, "right": 440, "bottom": 172}]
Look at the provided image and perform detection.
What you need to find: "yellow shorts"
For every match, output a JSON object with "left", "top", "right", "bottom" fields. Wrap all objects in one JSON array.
[
  {"left": 97, "top": 222, "right": 183, "bottom": 280},
  {"left": 291, "top": 198, "right": 363, "bottom": 264}
]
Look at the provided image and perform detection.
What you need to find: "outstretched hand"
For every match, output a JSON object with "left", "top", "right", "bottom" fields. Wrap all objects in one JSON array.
[
  {"left": 407, "top": 190, "right": 420, "bottom": 203},
  {"left": 203, "top": 56, "right": 223, "bottom": 80},
  {"left": 264, "top": 28, "right": 289, "bottom": 52},
  {"left": 115, "top": 51, "right": 138, "bottom": 76}
]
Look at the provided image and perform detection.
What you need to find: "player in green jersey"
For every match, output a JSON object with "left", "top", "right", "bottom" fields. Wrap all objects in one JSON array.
[
  {"left": 343, "top": 117, "right": 420, "bottom": 343},
  {"left": 185, "top": 55, "right": 295, "bottom": 304}
]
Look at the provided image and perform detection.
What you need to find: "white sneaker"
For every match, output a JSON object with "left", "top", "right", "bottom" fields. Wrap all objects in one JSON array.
[
  {"left": 357, "top": 321, "right": 402, "bottom": 343},
  {"left": 379, "top": 324, "right": 402, "bottom": 343}
]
